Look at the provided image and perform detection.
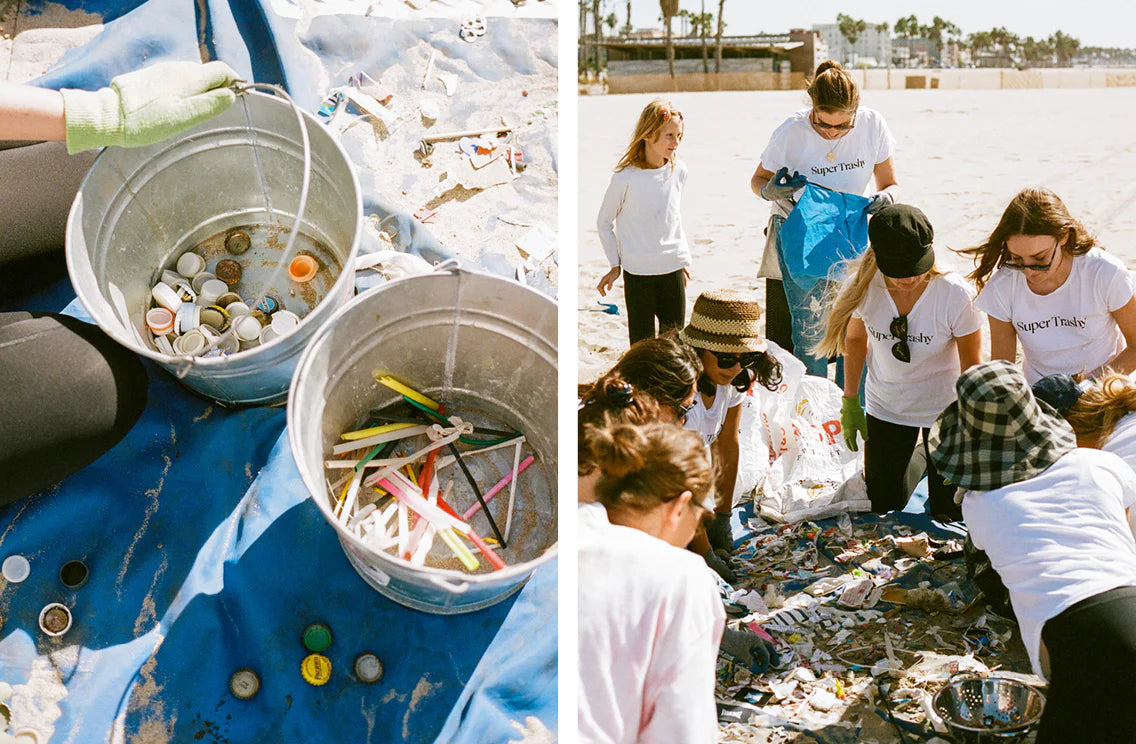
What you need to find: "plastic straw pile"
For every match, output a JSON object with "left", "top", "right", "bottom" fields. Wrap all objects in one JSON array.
[{"left": 323, "top": 376, "right": 533, "bottom": 573}]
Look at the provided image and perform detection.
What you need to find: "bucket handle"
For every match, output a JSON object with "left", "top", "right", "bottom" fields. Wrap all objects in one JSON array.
[{"left": 427, "top": 574, "right": 470, "bottom": 594}]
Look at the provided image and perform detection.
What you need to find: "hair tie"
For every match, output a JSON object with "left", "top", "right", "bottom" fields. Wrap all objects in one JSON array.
[{"left": 606, "top": 382, "right": 635, "bottom": 408}]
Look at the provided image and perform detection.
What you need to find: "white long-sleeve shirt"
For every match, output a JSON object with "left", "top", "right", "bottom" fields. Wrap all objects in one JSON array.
[{"left": 596, "top": 161, "right": 691, "bottom": 276}]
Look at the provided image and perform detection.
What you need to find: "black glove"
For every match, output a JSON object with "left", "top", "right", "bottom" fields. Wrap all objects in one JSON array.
[
  {"left": 720, "top": 627, "right": 779, "bottom": 674},
  {"left": 702, "top": 549, "right": 736, "bottom": 584},
  {"left": 706, "top": 511, "right": 735, "bottom": 553}
]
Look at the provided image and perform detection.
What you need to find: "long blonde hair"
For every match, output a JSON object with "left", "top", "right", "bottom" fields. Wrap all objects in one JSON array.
[
  {"left": 614, "top": 99, "right": 684, "bottom": 172},
  {"left": 1064, "top": 374, "right": 1136, "bottom": 447},
  {"left": 812, "top": 250, "right": 942, "bottom": 358}
]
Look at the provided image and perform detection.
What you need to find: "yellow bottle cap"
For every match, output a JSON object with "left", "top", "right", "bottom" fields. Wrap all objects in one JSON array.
[{"left": 301, "top": 653, "right": 332, "bottom": 686}]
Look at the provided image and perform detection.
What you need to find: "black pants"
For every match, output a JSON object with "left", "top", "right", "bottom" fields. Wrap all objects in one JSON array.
[
  {"left": 865, "top": 414, "right": 960, "bottom": 520},
  {"left": 764, "top": 278, "right": 793, "bottom": 354},
  {"left": 0, "top": 312, "right": 148, "bottom": 504},
  {"left": 1038, "top": 585, "right": 1136, "bottom": 743},
  {"left": 623, "top": 269, "right": 686, "bottom": 346}
]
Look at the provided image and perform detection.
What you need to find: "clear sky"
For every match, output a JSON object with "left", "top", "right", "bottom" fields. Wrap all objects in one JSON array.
[{"left": 616, "top": 1, "right": 1136, "bottom": 49}]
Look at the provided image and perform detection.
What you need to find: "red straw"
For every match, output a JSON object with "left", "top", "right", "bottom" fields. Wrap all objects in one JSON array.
[{"left": 461, "top": 456, "right": 535, "bottom": 520}]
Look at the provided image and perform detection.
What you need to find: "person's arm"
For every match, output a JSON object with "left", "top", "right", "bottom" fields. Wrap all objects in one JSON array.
[
  {"left": 955, "top": 329, "right": 983, "bottom": 370},
  {"left": 1100, "top": 296, "right": 1136, "bottom": 377},
  {"left": 872, "top": 156, "right": 899, "bottom": 198},
  {"left": 0, "top": 82, "right": 66, "bottom": 142},
  {"left": 988, "top": 317, "right": 1018, "bottom": 362},
  {"left": 750, "top": 163, "right": 775, "bottom": 198},
  {"left": 843, "top": 318, "right": 868, "bottom": 396},
  {"left": 711, "top": 403, "right": 743, "bottom": 513},
  {"left": 595, "top": 174, "right": 626, "bottom": 295}
]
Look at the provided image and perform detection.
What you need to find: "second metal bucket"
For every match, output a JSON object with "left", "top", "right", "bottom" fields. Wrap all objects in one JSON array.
[
  {"left": 65, "top": 91, "right": 362, "bottom": 405},
  {"left": 288, "top": 269, "right": 558, "bottom": 614}
]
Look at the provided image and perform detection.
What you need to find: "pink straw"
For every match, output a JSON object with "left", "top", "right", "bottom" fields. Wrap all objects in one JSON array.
[{"left": 461, "top": 455, "right": 535, "bottom": 520}]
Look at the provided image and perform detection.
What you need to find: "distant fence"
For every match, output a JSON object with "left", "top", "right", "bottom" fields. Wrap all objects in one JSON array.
[{"left": 598, "top": 67, "right": 1136, "bottom": 95}]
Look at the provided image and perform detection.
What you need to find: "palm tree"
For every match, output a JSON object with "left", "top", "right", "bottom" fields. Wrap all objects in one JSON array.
[
  {"left": 836, "top": 13, "right": 867, "bottom": 65},
  {"left": 714, "top": 0, "right": 726, "bottom": 73},
  {"left": 624, "top": 0, "right": 632, "bottom": 35},
  {"left": 660, "top": 0, "right": 679, "bottom": 77},
  {"left": 1051, "top": 30, "right": 1081, "bottom": 66},
  {"left": 695, "top": 0, "right": 712, "bottom": 73},
  {"left": 592, "top": 0, "right": 603, "bottom": 78}
]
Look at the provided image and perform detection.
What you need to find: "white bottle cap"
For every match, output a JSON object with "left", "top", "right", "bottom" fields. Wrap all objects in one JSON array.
[
  {"left": 271, "top": 310, "right": 300, "bottom": 336},
  {"left": 2, "top": 555, "right": 30, "bottom": 583},
  {"left": 191, "top": 271, "right": 218, "bottom": 293},
  {"left": 174, "top": 329, "right": 206, "bottom": 355},
  {"left": 233, "top": 315, "right": 262, "bottom": 342},
  {"left": 177, "top": 252, "right": 206, "bottom": 278},
  {"left": 259, "top": 325, "right": 280, "bottom": 345},
  {"left": 173, "top": 281, "right": 198, "bottom": 303},
  {"left": 151, "top": 282, "right": 181, "bottom": 313},
  {"left": 161, "top": 269, "right": 183, "bottom": 287},
  {"left": 226, "top": 301, "right": 252, "bottom": 318},
  {"left": 146, "top": 307, "right": 175, "bottom": 335},
  {"left": 175, "top": 303, "right": 201, "bottom": 334},
  {"left": 199, "top": 279, "right": 229, "bottom": 306}
]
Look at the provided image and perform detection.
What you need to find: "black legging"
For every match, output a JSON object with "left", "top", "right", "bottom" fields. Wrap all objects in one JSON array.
[
  {"left": 0, "top": 312, "right": 148, "bottom": 504},
  {"left": 1038, "top": 585, "right": 1136, "bottom": 743},
  {"left": 865, "top": 413, "right": 960, "bottom": 520},
  {"left": 622, "top": 269, "right": 686, "bottom": 346}
]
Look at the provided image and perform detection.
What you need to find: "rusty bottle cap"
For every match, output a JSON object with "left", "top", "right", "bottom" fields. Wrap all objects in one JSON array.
[
  {"left": 225, "top": 231, "right": 251, "bottom": 255},
  {"left": 230, "top": 669, "right": 261, "bottom": 699},
  {"left": 215, "top": 291, "right": 242, "bottom": 308},
  {"left": 38, "top": 603, "right": 72, "bottom": 637},
  {"left": 215, "top": 259, "right": 243, "bottom": 286}
]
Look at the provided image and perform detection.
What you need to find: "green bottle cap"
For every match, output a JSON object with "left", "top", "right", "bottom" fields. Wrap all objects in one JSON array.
[{"left": 303, "top": 623, "right": 333, "bottom": 653}]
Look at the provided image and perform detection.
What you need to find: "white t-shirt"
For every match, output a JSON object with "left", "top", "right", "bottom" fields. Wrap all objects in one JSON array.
[
  {"left": 975, "top": 248, "right": 1135, "bottom": 384},
  {"left": 853, "top": 272, "right": 984, "bottom": 427},
  {"left": 684, "top": 383, "right": 746, "bottom": 446},
  {"left": 962, "top": 448, "right": 1136, "bottom": 678},
  {"left": 577, "top": 503, "right": 725, "bottom": 744},
  {"left": 759, "top": 107, "right": 896, "bottom": 218},
  {"left": 1101, "top": 411, "right": 1136, "bottom": 540},
  {"left": 596, "top": 160, "right": 692, "bottom": 276}
]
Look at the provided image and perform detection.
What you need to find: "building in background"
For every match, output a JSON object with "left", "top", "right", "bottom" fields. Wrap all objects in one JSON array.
[{"left": 811, "top": 24, "right": 892, "bottom": 68}]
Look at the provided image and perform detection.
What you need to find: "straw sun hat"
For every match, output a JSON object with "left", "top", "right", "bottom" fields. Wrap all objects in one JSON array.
[
  {"left": 929, "top": 360, "right": 1076, "bottom": 492},
  {"left": 678, "top": 289, "right": 767, "bottom": 354}
]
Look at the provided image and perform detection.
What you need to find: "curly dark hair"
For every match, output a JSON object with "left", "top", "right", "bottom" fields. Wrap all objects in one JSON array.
[{"left": 612, "top": 334, "right": 702, "bottom": 416}]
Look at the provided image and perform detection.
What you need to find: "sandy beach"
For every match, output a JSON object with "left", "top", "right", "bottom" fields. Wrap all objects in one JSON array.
[{"left": 578, "top": 86, "right": 1136, "bottom": 381}]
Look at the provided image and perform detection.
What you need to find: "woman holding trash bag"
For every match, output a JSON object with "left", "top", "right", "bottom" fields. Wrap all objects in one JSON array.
[
  {"left": 929, "top": 360, "right": 1136, "bottom": 744},
  {"left": 578, "top": 420, "right": 724, "bottom": 744},
  {"left": 813, "top": 204, "right": 983, "bottom": 520},
  {"left": 964, "top": 186, "right": 1136, "bottom": 383},
  {"left": 596, "top": 99, "right": 691, "bottom": 346},
  {"left": 678, "top": 290, "right": 783, "bottom": 551},
  {"left": 750, "top": 60, "right": 899, "bottom": 376},
  {"left": 0, "top": 61, "right": 241, "bottom": 503}
]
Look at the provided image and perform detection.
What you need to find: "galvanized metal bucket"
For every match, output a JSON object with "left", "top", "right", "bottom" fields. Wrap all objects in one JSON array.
[
  {"left": 65, "top": 91, "right": 362, "bottom": 405},
  {"left": 288, "top": 268, "right": 558, "bottom": 614}
]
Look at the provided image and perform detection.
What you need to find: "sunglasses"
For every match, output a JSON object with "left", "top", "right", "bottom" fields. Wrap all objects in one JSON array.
[
  {"left": 1001, "top": 238, "right": 1060, "bottom": 272},
  {"left": 709, "top": 350, "right": 762, "bottom": 369},
  {"left": 811, "top": 111, "right": 856, "bottom": 132},
  {"left": 890, "top": 315, "right": 911, "bottom": 364},
  {"left": 675, "top": 399, "right": 697, "bottom": 422}
]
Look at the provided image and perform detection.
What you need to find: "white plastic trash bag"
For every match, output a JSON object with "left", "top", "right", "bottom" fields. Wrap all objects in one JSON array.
[{"left": 736, "top": 342, "right": 869, "bottom": 522}]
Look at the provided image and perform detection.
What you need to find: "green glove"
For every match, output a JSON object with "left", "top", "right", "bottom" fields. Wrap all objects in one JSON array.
[
  {"left": 840, "top": 395, "right": 868, "bottom": 452},
  {"left": 61, "top": 60, "right": 240, "bottom": 154}
]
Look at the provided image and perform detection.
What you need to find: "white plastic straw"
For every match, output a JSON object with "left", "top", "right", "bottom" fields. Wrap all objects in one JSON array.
[
  {"left": 331, "top": 425, "right": 429, "bottom": 455},
  {"left": 504, "top": 439, "right": 523, "bottom": 542},
  {"left": 434, "top": 436, "right": 525, "bottom": 470},
  {"left": 362, "top": 426, "right": 467, "bottom": 489}
]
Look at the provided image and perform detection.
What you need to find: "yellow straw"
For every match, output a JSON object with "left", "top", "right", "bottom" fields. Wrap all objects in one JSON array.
[
  {"left": 439, "top": 529, "right": 479, "bottom": 571},
  {"left": 340, "top": 421, "right": 417, "bottom": 441},
  {"left": 333, "top": 479, "right": 352, "bottom": 518},
  {"left": 376, "top": 375, "right": 439, "bottom": 411},
  {"left": 405, "top": 464, "right": 418, "bottom": 486}
]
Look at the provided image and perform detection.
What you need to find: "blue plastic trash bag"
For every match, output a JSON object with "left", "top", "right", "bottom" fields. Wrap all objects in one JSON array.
[{"left": 779, "top": 184, "right": 871, "bottom": 287}]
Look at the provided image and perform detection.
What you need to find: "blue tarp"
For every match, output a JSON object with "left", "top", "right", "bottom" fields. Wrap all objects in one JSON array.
[{"left": 0, "top": 1, "right": 557, "bottom": 741}]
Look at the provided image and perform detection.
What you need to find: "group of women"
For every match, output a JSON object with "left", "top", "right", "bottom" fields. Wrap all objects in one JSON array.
[{"left": 585, "top": 58, "right": 1136, "bottom": 743}]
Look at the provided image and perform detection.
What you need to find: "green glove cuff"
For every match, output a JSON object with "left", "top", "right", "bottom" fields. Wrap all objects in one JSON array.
[{"left": 61, "top": 87, "right": 123, "bottom": 154}]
